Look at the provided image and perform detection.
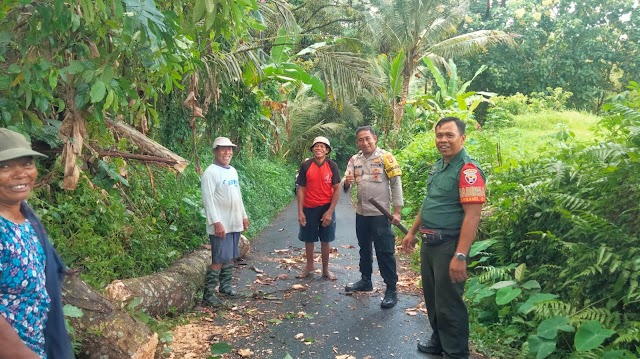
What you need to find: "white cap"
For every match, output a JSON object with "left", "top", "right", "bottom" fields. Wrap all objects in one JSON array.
[
  {"left": 310, "top": 136, "right": 331, "bottom": 153},
  {"left": 213, "top": 137, "right": 237, "bottom": 149}
]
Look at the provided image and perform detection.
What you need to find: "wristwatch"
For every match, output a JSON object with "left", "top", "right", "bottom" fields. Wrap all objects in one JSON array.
[{"left": 454, "top": 252, "right": 467, "bottom": 261}]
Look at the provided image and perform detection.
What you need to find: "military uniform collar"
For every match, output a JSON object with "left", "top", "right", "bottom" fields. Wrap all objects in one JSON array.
[{"left": 438, "top": 147, "right": 467, "bottom": 168}]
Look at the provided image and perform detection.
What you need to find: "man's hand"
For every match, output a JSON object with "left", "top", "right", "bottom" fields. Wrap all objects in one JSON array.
[
  {"left": 243, "top": 218, "right": 250, "bottom": 231},
  {"left": 391, "top": 213, "right": 401, "bottom": 226},
  {"left": 344, "top": 173, "right": 355, "bottom": 185},
  {"left": 214, "top": 222, "right": 226, "bottom": 239},
  {"left": 298, "top": 212, "right": 307, "bottom": 227},
  {"left": 321, "top": 211, "right": 332, "bottom": 227},
  {"left": 449, "top": 258, "right": 468, "bottom": 283},
  {"left": 401, "top": 234, "right": 418, "bottom": 254}
]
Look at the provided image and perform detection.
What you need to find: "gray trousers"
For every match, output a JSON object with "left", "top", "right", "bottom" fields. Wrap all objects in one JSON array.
[{"left": 420, "top": 239, "right": 469, "bottom": 359}]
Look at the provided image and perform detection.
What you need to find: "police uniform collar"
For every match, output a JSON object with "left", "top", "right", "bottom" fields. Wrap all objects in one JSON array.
[{"left": 356, "top": 147, "right": 381, "bottom": 159}]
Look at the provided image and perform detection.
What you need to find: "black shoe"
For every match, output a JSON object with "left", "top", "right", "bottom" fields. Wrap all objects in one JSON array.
[
  {"left": 417, "top": 341, "right": 443, "bottom": 355},
  {"left": 345, "top": 279, "right": 373, "bottom": 292},
  {"left": 380, "top": 289, "right": 398, "bottom": 308}
]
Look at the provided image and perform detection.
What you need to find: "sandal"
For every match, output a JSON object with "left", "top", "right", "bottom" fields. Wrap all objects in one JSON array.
[{"left": 322, "top": 271, "right": 337, "bottom": 281}]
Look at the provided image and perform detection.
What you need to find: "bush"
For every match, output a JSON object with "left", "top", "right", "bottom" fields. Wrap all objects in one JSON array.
[
  {"left": 491, "top": 88, "right": 574, "bottom": 117},
  {"left": 483, "top": 106, "right": 515, "bottom": 130}
]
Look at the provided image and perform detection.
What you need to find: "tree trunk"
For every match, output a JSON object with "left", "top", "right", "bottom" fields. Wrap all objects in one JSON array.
[
  {"left": 105, "top": 248, "right": 210, "bottom": 317},
  {"left": 105, "top": 236, "right": 250, "bottom": 317},
  {"left": 106, "top": 119, "right": 190, "bottom": 173},
  {"left": 62, "top": 274, "right": 158, "bottom": 359},
  {"left": 391, "top": 62, "right": 414, "bottom": 148}
]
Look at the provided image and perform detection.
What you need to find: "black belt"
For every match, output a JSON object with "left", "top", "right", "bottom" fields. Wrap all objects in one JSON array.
[{"left": 420, "top": 229, "right": 460, "bottom": 245}]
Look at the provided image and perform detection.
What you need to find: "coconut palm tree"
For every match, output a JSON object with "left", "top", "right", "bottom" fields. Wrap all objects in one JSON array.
[{"left": 364, "top": 0, "right": 516, "bottom": 140}]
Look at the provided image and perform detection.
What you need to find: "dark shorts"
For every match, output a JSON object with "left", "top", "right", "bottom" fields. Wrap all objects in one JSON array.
[
  {"left": 298, "top": 203, "right": 336, "bottom": 243},
  {"left": 209, "top": 232, "right": 240, "bottom": 264}
]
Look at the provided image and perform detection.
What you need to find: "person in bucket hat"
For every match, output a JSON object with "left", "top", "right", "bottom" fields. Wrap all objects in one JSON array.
[
  {"left": 0, "top": 128, "right": 48, "bottom": 162},
  {"left": 0, "top": 128, "right": 73, "bottom": 358},
  {"left": 201, "top": 136, "right": 249, "bottom": 308},
  {"left": 295, "top": 136, "right": 341, "bottom": 280}
]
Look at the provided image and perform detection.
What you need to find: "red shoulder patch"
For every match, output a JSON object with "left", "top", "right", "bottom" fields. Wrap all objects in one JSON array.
[{"left": 459, "top": 163, "right": 486, "bottom": 204}]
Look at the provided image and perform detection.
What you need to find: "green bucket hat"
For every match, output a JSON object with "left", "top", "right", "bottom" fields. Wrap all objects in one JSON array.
[{"left": 0, "top": 128, "right": 47, "bottom": 162}]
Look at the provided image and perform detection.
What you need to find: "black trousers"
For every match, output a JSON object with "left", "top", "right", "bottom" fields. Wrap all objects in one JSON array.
[
  {"left": 420, "top": 238, "right": 469, "bottom": 359},
  {"left": 355, "top": 214, "right": 398, "bottom": 289}
]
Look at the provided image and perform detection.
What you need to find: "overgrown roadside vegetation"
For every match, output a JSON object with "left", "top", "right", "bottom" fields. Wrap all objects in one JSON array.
[
  {"left": 31, "top": 155, "right": 296, "bottom": 288},
  {"left": 397, "top": 85, "right": 640, "bottom": 358}
]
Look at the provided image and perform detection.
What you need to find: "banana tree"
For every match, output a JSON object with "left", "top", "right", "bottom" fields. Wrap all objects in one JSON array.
[{"left": 422, "top": 57, "right": 494, "bottom": 113}]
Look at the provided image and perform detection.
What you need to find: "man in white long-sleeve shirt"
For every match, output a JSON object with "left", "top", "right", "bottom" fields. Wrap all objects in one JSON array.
[{"left": 201, "top": 137, "right": 249, "bottom": 307}]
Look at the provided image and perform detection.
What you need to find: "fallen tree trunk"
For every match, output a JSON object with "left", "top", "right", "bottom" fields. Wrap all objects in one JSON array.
[
  {"left": 105, "top": 248, "right": 210, "bottom": 317},
  {"left": 62, "top": 274, "right": 158, "bottom": 359},
  {"left": 105, "top": 237, "right": 250, "bottom": 317},
  {"left": 106, "top": 119, "right": 189, "bottom": 173}
]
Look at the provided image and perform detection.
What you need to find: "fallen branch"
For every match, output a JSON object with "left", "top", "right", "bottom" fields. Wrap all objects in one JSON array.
[
  {"left": 37, "top": 148, "right": 180, "bottom": 167},
  {"left": 106, "top": 119, "right": 189, "bottom": 173}
]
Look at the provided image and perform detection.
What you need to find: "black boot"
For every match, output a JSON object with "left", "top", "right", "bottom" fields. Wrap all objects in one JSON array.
[
  {"left": 417, "top": 332, "right": 443, "bottom": 355},
  {"left": 345, "top": 278, "right": 373, "bottom": 292},
  {"left": 219, "top": 264, "right": 238, "bottom": 296},
  {"left": 380, "top": 287, "right": 398, "bottom": 308},
  {"left": 203, "top": 268, "right": 223, "bottom": 307}
]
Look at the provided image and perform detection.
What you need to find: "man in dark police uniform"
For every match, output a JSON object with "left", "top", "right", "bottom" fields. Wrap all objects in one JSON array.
[{"left": 402, "top": 117, "right": 487, "bottom": 358}]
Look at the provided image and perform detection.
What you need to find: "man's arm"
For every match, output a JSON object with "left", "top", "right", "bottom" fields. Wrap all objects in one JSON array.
[
  {"left": 401, "top": 211, "right": 422, "bottom": 254},
  {"left": 297, "top": 186, "right": 307, "bottom": 226},
  {"left": 0, "top": 318, "right": 39, "bottom": 359},
  {"left": 389, "top": 176, "right": 403, "bottom": 225},
  {"left": 241, "top": 197, "right": 250, "bottom": 232},
  {"left": 449, "top": 162, "right": 486, "bottom": 282},
  {"left": 322, "top": 183, "right": 341, "bottom": 227},
  {"left": 201, "top": 170, "right": 225, "bottom": 238},
  {"left": 449, "top": 203, "right": 483, "bottom": 283},
  {"left": 342, "top": 157, "right": 355, "bottom": 192},
  {"left": 296, "top": 163, "right": 308, "bottom": 227}
]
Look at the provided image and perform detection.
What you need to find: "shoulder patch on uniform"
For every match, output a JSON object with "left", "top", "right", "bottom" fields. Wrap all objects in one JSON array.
[
  {"left": 383, "top": 153, "right": 402, "bottom": 178},
  {"left": 463, "top": 168, "right": 478, "bottom": 185}
]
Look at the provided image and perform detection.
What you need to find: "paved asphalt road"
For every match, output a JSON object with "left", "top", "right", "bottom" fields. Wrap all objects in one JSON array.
[{"left": 225, "top": 193, "right": 442, "bottom": 359}]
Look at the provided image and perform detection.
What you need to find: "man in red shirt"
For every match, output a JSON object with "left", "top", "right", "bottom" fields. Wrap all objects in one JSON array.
[{"left": 296, "top": 136, "right": 341, "bottom": 280}]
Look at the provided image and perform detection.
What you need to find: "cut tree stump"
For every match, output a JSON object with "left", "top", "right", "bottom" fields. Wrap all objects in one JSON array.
[{"left": 62, "top": 274, "right": 158, "bottom": 359}]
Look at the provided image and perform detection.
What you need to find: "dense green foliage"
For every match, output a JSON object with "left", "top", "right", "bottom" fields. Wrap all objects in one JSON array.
[
  {"left": 398, "top": 85, "right": 640, "bottom": 358},
  {"left": 30, "top": 155, "right": 295, "bottom": 288},
  {"left": 462, "top": 0, "right": 639, "bottom": 110},
  {"left": 2, "top": 0, "right": 639, "bottom": 355}
]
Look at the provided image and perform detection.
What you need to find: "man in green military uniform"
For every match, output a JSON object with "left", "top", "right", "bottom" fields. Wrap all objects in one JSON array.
[{"left": 402, "top": 117, "right": 487, "bottom": 358}]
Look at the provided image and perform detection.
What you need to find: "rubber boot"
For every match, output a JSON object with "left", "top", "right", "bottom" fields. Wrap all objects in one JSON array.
[
  {"left": 219, "top": 264, "right": 238, "bottom": 296},
  {"left": 203, "top": 268, "right": 223, "bottom": 307}
]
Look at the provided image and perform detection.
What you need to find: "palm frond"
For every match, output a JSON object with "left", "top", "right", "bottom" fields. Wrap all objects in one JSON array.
[
  {"left": 338, "top": 101, "right": 364, "bottom": 127},
  {"left": 258, "top": 0, "right": 298, "bottom": 35},
  {"left": 316, "top": 49, "right": 383, "bottom": 104},
  {"left": 427, "top": 30, "right": 516, "bottom": 62},
  {"left": 201, "top": 42, "right": 264, "bottom": 106},
  {"left": 421, "top": 0, "right": 469, "bottom": 47},
  {"left": 285, "top": 86, "right": 345, "bottom": 158}
]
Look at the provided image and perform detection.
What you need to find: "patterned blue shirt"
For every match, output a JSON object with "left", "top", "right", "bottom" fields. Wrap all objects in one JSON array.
[{"left": 0, "top": 216, "right": 50, "bottom": 358}]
